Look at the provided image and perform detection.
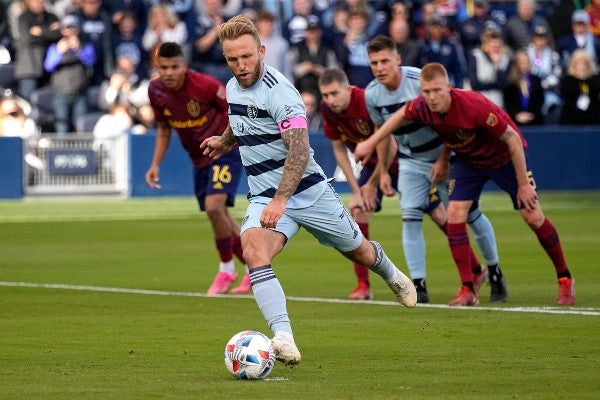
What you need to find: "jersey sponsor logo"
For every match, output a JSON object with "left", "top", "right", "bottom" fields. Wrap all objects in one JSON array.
[
  {"left": 247, "top": 103, "right": 259, "bottom": 119},
  {"left": 168, "top": 115, "right": 208, "bottom": 129},
  {"left": 486, "top": 113, "right": 498, "bottom": 127},
  {"left": 187, "top": 100, "right": 200, "bottom": 118},
  {"left": 446, "top": 130, "right": 476, "bottom": 149}
]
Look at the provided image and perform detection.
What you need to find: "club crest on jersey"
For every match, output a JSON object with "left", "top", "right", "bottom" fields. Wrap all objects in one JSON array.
[
  {"left": 187, "top": 100, "right": 200, "bottom": 117},
  {"left": 356, "top": 120, "right": 371, "bottom": 136},
  {"left": 486, "top": 112, "right": 499, "bottom": 127},
  {"left": 247, "top": 104, "right": 259, "bottom": 119}
]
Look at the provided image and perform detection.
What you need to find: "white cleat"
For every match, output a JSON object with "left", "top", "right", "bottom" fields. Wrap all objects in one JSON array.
[
  {"left": 386, "top": 268, "right": 417, "bottom": 308},
  {"left": 271, "top": 332, "right": 301, "bottom": 366}
]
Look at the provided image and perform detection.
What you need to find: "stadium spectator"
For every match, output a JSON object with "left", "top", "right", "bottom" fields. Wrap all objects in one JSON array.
[
  {"left": 318, "top": 67, "right": 399, "bottom": 300},
  {"left": 113, "top": 10, "right": 147, "bottom": 78},
  {"left": 255, "top": 11, "right": 292, "bottom": 81},
  {"left": 339, "top": 9, "right": 375, "bottom": 88},
  {"left": 201, "top": 17, "right": 416, "bottom": 366},
  {"left": 97, "top": 44, "right": 150, "bottom": 126},
  {"left": 388, "top": 15, "right": 419, "bottom": 68},
  {"left": 74, "top": 0, "right": 114, "bottom": 86},
  {"left": 13, "top": 0, "right": 61, "bottom": 101},
  {"left": 301, "top": 90, "right": 323, "bottom": 132},
  {"left": 103, "top": 0, "right": 148, "bottom": 36},
  {"left": 586, "top": 0, "right": 600, "bottom": 38},
  {"left": 559, "top": 49, "right": 600, "bottom": 125},
  {"left": 460, "top": 0, "right": 503, "bottom": 57},
  {"left": 288, "top": 15, "right": 339, "bottom": 100},
  {"left": 416, "top": 15, "right": 465, "bottom": 88},
  {"left": 0, "top": 95, "right": 38, "bottom": 138},
  {"left": 283, "top": 0, "right": 320, "bottom": 45},
  {"left": 146, "top": 42, "right": 249, "bottom": 296},
  {"left": 322, "top": 4, "right": 349, "bottom": 61},
  {"left": 92, "top": 102, "right": 132, "bottom": 170},
  {"left": 503, "top": 49, "right": 545, "bottom": 126},
  {"left": 557, "top": 10, "right": 600, "bottom": 69},
  {"left": 526, "top": 24, "right": 562, "bottom": 123},
  {"left": 467, "top": 25, "right": 510, "bottom": 108},
  {"left": 43, "top": 14, "right": 96, "bottom": 134},
  {"left": 355, "top": 62, "right": 576, "bottom": 307},
  {"left": 147, "top": 0, "right": 196, "bottom": 40},
  {"left": 143, "top": 3, "right": 188, "bottom": 71},
  {"left": 364, "top": 35, "right": 505, "bottom": 304},
  {"left": 190, "top": 0, "right": 231, "bottom": 84},
  {"left": 504, "top": 0, "right": 552, "bottom": 53}
]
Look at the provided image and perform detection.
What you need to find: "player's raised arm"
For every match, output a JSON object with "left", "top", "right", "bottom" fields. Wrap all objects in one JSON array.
[{"left": 354, "top": 104, "right": 408, "bottom": 164}]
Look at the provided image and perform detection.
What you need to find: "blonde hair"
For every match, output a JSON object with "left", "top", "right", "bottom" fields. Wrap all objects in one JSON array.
[
  {"left": 148, "top": 3, "right": 179, "bottom": 30},
  {"left": 218, "top": 15, "right": 261, "bottom": 47},
  {"left": 567, "top": 49, "right": 598, "bottom": 79},
  {"left": 420, "top": 63, "right": 449, "bottom": 82}
]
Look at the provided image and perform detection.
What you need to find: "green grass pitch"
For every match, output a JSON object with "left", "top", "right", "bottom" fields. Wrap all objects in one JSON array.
[{"left": 1, "top": 191, "right": 599, "bottom": 399}]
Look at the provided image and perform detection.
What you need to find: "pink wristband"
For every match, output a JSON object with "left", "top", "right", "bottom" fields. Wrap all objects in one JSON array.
[{"left": 278, "top": 116, "right": 308, "bottom": 133}]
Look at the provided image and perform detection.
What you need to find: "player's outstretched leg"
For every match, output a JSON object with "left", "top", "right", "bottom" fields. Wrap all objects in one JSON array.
[{"left": 368, "top": 241, "right": 417, "bottom": 307}]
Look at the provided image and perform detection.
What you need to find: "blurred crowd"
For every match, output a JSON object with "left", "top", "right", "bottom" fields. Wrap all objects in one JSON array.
[{"left": 1, "top": 0, "right": 600, "bottom": 142}]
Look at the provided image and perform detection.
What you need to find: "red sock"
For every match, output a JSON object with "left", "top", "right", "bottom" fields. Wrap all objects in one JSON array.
[
  {"left": 441, "top": 222, "right": 481, "bottom": 274},
  {"left": 354, "top": 222, "right": 370, "bottom": 285},
  {"left": 233, "top": 236, "right": 246, "bottom": 265},
  {"left": 447, "top": 222, "right": 475, "bottom": 285},
  {"left": 534, "top": 218, "right": 568, "bottom": 275},
  {"left": 215, "top": 237, "right": 233, "bottom": 263}
]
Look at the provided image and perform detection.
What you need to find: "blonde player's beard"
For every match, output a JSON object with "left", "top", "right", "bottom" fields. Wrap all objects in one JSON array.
[{"left": 235, "top": 62, "right": 262, "bottom": 89}]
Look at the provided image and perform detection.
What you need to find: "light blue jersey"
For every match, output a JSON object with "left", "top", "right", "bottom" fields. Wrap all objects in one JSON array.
[
  {"left": 365, "top": 66, "right": 444, "bottom": 174},
  {"left": 226, "top": 64, "right": 327, "bottom": 209}
]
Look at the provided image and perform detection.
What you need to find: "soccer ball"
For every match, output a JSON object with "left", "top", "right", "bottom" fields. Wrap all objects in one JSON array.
[{"left": 224, "top": 330, "right": 276, "bottom": 380}]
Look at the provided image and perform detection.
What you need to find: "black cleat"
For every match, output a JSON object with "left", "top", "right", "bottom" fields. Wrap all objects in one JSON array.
[
  {"left": 489, "top": 274, "right": 508, "bottom": 302},
  {"left": 414, "top": 282, "right": 429, "bottom": 304}
]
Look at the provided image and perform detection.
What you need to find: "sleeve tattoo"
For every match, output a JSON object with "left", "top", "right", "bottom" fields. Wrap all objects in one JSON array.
[{"left": 277, "top": 128, "right": 310, "bottom": 199}]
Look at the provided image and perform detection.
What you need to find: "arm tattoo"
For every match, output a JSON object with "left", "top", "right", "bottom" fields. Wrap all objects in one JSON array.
[
  {"left": 277, "top": 128, "right": 310, "bottom": 199},
  {"left": 220, "top": 125, "right": 237, "bottom": 148}
]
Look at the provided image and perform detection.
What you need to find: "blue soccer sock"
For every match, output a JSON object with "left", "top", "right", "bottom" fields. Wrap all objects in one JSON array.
[
  {"left": 467, "top": 208, "right": 499, "bottom": 267},
  {"left": 402, "top": 218, "right": 426, "bottom": 280},
  {"left": 249, "top": 265, "right": 292, "bottom": 335}
]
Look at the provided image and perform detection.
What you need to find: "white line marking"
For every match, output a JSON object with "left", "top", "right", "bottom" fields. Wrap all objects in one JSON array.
[{"left": 2, "top": 281, "right": 598, "bottom": 316}]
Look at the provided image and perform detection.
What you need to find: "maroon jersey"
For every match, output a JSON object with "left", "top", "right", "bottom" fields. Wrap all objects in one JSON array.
[
  {"left": 405, "top": 89, "right": 528, "bottom": 169},
  {"left": 320, "top": 86, "right": 398, "bottom": 173},
  {"left": 148, "top": 70, "right": 229, "bottom": 168}
]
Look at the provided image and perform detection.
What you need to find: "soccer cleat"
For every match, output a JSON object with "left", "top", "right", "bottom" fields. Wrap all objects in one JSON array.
[
  {"left": 556, "top": 277, "right": 575, "bottom": 306},
  {"left": 489, "top": 274, "right": 508, "bottom": 302},
  {"left": 230, "top": 273, "right": 251, "bottom": 294},
  {"left": 416, "top": 285, "right": 429, "bottom": 304},
  {"left": 207, "top": 271, "right": 237, "bottom": 295},
  {"left": 386, "top": 268, "right": 417, "bottom": 308},
  {"left": 271, "top": 332, "right": 301, "bottom": 366},
  {"left": 472, "top": 267, "right": 488, "bottom": 292},
  {"left": 347, "top": 283, "right": 373, "bottom": 300},
  {"left": 448, "top": 286, "right": 479, "bottom": 306}
]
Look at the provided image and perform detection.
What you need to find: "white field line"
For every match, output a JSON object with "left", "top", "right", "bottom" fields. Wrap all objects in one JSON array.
[{"left": 1, "top": 281, "right": 599, "bottom": 317}]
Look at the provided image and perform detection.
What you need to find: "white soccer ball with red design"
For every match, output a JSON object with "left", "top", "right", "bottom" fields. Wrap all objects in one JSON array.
[{"left": 224, "top": 330, "right": 276, "bottom": 380}]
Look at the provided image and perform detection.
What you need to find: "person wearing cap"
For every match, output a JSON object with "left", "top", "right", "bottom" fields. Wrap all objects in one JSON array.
[
  {"left": 460, "top": 0, "right": 504, "bottom": 57},
  {"left": 288, "top": 14, "right": 339, "bottom": 99},
  {"left": 43, "top": 14, "right": 96, "bottom": 133},
  {"left": 504, "top": 0, "right": 552, "bottom": 53},
  {"left": 558, "top": 9, "right": 600, "bottom": 69},
  {"left": 417, "top": 14, "right": 465, "bottom": 88},
  {"left": 283, "top": 0, "right": 321, "bottom": 45},
  {"left": 526, "top": 23, "right": 562, "bottom": 123}
]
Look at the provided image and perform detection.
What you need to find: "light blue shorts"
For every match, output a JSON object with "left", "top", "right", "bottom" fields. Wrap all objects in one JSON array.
[
  {"left": 398, "top": 168, "right": 448, "bottom": 211},
  {"left": 241, "top": 184, "right": 363, "bottom": 252}
]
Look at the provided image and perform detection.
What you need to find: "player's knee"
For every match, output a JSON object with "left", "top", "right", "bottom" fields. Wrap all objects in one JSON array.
[{"left": 402, "top": 207, "right": 424, "bottom": 221}]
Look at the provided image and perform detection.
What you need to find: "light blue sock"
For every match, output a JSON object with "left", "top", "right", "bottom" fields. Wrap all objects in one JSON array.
[
  {"left": 368, "top": 241, "right": 396, "bottom": 281},
  {"left": 467, "top": 208, "right": 499, "bottom": 266},
  {"left": 402, "top": 216, "right": 426, "bottom": 280},
  {"left": 249, "top": 265, "right": 292, "bottom": 335}
]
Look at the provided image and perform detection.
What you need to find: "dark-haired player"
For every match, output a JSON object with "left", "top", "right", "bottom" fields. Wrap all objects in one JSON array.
[
  {"left": 355, "top": 62, "right": 575, "bottom": 306},
  {"left": 145, "top": 42, "right": 249, "bottom": 295},
  {"left": 318, "top": 67, "right": 399, "bottom": 301}
]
